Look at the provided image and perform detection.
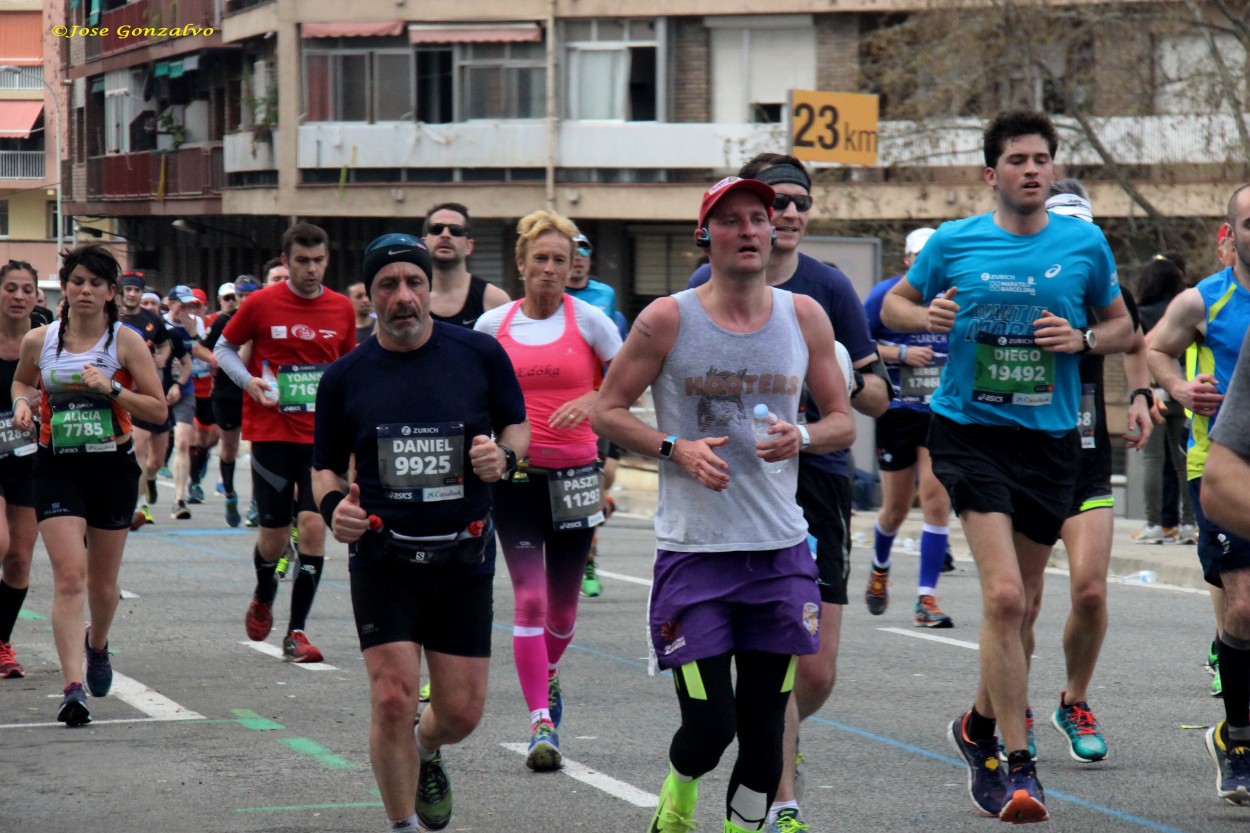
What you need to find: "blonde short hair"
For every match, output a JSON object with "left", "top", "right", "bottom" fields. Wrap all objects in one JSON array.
[{"left": 515, "top": 210, "right": 579, "bottom": 264}]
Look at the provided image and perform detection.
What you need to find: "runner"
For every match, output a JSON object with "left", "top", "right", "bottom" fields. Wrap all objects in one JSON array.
[
  {"left": 594, "top": 175, "right": 855, "bottom": 833},
  {"left": 881, "top": 110, "right": 1131, "bottom": 823},
  {"left": 425, "top": 202, "right": 510, "bottom": 329},
  {"left": 863, "top": 226, "right": 955, "bottom": 629},
  {"left": 1147, "top": 184, "right": 1250, "bottom": 804},
  {"left": 118, "top": 272, "right": 173, "bottom": 529},
  {"left": 163, "top": 285, "right": 207, "bottom": 520},
  {"left": 0, "top": 260, "right": 41, "bottom": 678},
  {"left": 313, "top": 233, "right": 529, "bottom": 833},
  {"left": 474, "top": 210, "right": 621, "bottom": 771},
  {"left": 11, "top": 243, "right": 167, "bottom": 725},
  {"left": 214, "top": 223, "right": 355, "bottom": 663}
]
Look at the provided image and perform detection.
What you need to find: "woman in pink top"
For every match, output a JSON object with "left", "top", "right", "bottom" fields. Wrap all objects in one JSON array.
[{"left": 475, "top": 210, "right": 622, "bottom": 772}]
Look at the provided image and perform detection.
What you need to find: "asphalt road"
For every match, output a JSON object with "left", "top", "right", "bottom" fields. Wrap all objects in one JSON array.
[{"left": 0, "top": 471, "right": 1239, "bottom": 833}]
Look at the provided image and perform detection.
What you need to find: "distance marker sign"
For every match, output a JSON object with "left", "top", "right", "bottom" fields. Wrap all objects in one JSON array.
[{"left": 788, "top": 90, "right": 879, "bottom": 166}]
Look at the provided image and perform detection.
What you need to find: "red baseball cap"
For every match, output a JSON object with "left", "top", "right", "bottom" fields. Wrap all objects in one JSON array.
[
  {"left": 190, "top": 288, "right": 208, "bottom": 305},
  {"left": 697, "top": 176, "right": 775, "bottom": 229}
]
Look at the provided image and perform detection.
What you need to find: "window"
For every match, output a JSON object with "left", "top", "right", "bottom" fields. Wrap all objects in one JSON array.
[
  {"left": 632, "top": 225, "right": 703, "bottom": 298},
  {"left": 46, "top": 201, "right": 70, "bottom": 241},
  {"left": 0, "top": 201, "right": 8, "bottom": 238},
  {"left": 102, "top": 68, "right": 143, "bottom": 153},
  {"left": 1154, "top": 33, "right": 1246, "bottom": 115},
  {"left": 459, "top": 43, "right": 546, "bottom": 120},
  {"left": 304, "top": 49, "right": 413, "bottom": 122},
  {"left": 416, "top": 49, "right": 453, "bottom": 123},
  {"left": 564, "top": 19, "right": 662, "bottom": 121},
  {"left": 708, "top": 17, "right": 815, "bottom": 124}
]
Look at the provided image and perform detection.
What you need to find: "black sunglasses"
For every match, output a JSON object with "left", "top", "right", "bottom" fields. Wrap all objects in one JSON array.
[
  {"left": 220, "top": 294, "right": 237, "bottom": 302},
  {"left": 773, "top": 194, "right": 813, "bottom": 212},
  {"left": 425, "top": 223, "right": 469, "bottom": 238}
]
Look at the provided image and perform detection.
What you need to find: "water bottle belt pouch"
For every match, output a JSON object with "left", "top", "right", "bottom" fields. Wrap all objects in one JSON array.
[{"left": 360, "top": 515, "right": 492, "bottom": 567}]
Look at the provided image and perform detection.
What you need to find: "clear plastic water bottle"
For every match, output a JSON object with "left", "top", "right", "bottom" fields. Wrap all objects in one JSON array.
[
  {"left": 1119, "top": 570, "right": 1158, "bottom": 584},
  {"left": 752, "top": 403, "right": 785, "bottom": 474},
  {"left": 260, "top": 360, "right": 279, "bottom": 403}
]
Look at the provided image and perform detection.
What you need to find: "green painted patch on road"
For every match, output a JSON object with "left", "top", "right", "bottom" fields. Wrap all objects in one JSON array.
[
  {"left": 236, "top": 801, "right": 382, "bottom": 813},
  {"left": 278, "top": 737, "right": 359, "bottom": 770},
  {"left": 230, "top": 708, "right": 284, "bottom": 731},
  {"left": 18, "top": 609, "right": 44, "bottom": 621}
]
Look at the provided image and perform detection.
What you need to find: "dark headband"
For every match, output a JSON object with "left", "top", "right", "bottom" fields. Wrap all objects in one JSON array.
[{"left": 755, "top": 163, "right": 811, "bottom": 192}]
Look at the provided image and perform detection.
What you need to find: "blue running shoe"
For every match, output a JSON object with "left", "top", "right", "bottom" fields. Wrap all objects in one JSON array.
[
  {"left": 245, "top": 499, "right": 259, "bottom": 527},
  {"left": 57, "top": 682, "right": 91, "bottom": 726},
  {"left": 947, "top": 711, "right": 1008, "bottom": 817},
  {"left": 1052, "top": 693, "right": 1107, "bottom": 762},
  {"left": 416, "top": 749, "right": 453, "bottom": 830},
  {"left": 1000, "top": 761, "right": 1048, "bottom": 823},
  {"left": 1026, "top": 708, "right": 1037, "bottom": 761},
  {"left": 224, "top": 493, "right": 241, "bottom": 528},
  {"left": 215, "top": 481, "right": 227, "bottom": 496},
  {"left": 1207, "top": 721, "right": 1250, "bottom": 805},
  {"left": 548, "top": 670, "right": 563, "bottom": 729},
  {"left": 159, "top": 466, "right": 172, "bottom": 479},
  {"left": 187, "top": 482, "right": 204, "bottom": 504},
  {"left": 526, "top": 719, "right": 562, "bottom": 772},
  {"left": 84, "top": 627, "right": 112, "bottom": 697}
]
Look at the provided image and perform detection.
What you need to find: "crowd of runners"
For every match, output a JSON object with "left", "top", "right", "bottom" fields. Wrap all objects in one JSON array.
[{"left": 4, "top": 107, "right": 1250, "bottom": 832}]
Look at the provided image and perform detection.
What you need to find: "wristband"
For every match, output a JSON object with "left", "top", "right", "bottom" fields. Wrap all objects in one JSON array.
[
  {"left": 898, "top": 344, "right": 908, "bottom": 364},
  {"left": 11, "top": 395, "right": 29, "bottom": 411},
  {"left": 796, "top": 423, "right": 811, "bottom": 450},
  {"left": 318, "top": 490, "right": 346, "bottom": 532},
  {"left": 1129, "top": 388, "right": 1154, "bottom": 409}
]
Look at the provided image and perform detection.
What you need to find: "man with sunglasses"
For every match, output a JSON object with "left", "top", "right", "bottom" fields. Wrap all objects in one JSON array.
[
  {"left": 424, "top": 203, "right": 510, "bottom": 330},
  {"left": 689, "top": 152, "right": 889, "bottom": 833}
]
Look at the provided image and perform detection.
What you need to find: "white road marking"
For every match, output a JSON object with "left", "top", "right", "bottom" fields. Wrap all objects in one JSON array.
[
  {"left": 111, "top": 671, "right": 205, "bottom": 720},
  {"left": 120, "top": 589, "right": 140, "bottom": 599},
  {"left": 241, "top": 640, "right": 339, "bottom": 670},
  {"left": 0, "top": 717, "right": 180, "bottom": 730},
  {"left": 596, "top": 569, "right": 653, "bottom": 587},
  {"left": 501, "top": 743, "right": 656, "bottom": 807},
  {"left": 878, "top": 627, "right": 982, "bottom": 651}
]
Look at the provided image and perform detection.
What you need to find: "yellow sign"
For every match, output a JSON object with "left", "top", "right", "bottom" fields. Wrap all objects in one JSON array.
[{"left": 787, "top": 90, "right": 879, "bottom": 166}]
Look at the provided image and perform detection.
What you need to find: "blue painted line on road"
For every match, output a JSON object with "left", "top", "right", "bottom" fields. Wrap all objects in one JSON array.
[{"left": 807, "top": 714, "right": 1190, "bottom": 833}]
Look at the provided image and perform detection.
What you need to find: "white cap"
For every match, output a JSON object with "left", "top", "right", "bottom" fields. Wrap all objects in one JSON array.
[
  {"left": 905, "top": 227, "right": 936, "bottom": 256},
  {"left": 1046, "top": 193, "right": 1094, "bottom": 223},
  {"left": 217, "top": 281, "right": 236, "bottom": 297}
]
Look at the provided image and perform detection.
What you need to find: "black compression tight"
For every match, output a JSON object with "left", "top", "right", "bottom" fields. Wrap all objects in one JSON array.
[{"left": 668, "top": 650, "right": 795, "bottom": 821}]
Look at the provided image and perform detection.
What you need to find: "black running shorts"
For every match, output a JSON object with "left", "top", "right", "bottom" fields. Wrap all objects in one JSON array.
[
  {"left": 796, "top": 463, "right": 852, "bottom": 605},
  {"left": 875, "top": 408, "right": 932, "bottom": 473},
  {"left": 1191, "top": 478, "right": 1250, "bottom": 588},
  {"left": 350, "top": 558, "right": 494, "bottom": 656},
  {"left": 34, "top": 441, "right": 141, "bottom": 529},
  {"left": 250, "top": 441, "right": 316, "bottom": 529}
]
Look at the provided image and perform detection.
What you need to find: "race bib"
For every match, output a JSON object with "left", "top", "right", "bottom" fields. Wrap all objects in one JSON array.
[
  {"left": 276, "top": 364, "right": 326, "bottom": 414},
  {"left": 898, "top": 361, "right": 944, "bottom": 404},
  {"left": 972, "top": 334, "right": 1055, "bottom": 407},
  {"left": 547, "top": 462, "right": 604, "bottom": 531},
  {"left": 1078, "top": 383, "right": 1097, "bottom": 448},
  {"left": 376, "top": 422, "right": 465, "bottom": 503},
  {"left": 49, "top": 395, "right": 117, "bottom": 455},
  {"left": 0, "top": 411, "right": 35, "bottom": 461}
]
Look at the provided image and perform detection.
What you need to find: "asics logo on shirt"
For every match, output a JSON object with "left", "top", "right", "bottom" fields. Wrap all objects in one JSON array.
[{"left": 1045, "top": 264, "right": 1062, "bottom": 278}]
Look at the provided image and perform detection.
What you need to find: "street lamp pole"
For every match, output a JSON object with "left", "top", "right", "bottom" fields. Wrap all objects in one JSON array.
[{"left": 1, "top": 65, "right": 64, "bottom": 268}]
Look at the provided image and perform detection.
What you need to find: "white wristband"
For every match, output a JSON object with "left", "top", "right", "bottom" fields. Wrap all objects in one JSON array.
[
  {"left": 898, "top": 344, "right": 909, "bottom": 364},
  {"left": 797, "top": 423, "right": 811, "bottom": 450}
]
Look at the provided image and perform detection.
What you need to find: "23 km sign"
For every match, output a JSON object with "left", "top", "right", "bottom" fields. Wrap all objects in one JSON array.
[{"left": 787, "top": 90, "right": 879, "bottom": 166}]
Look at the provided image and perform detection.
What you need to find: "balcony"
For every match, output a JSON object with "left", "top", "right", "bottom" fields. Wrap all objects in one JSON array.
[
  {"left": 86, "top": 145, "right": 224, "bottom": 201},
  {"left": 96, "top": 0, "right": 222, "bottom": 60},
  {"left": 0, "top": 66, "right": 44, "bottom": 92},
  {"left": 223, "top": 131, "right": 278, "bottom": 173},
  {"left": 0, "top": 151, "right": 45, "bottom": 180}
]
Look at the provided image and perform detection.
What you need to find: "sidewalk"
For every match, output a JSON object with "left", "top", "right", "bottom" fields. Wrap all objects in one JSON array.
[{"left": 610, "top": 460, "right": 1206, "bottom": 589}]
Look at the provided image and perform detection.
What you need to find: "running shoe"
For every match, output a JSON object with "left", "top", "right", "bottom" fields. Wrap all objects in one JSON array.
[
  {"left": 1052, "top": 694, "right": 1107, "bottom": 762},
  {"left": 290, "top": 526, "right": 300, "bottom": 548},
  {"left": 548, "top": 670, "right": 564, "bottom": 729},
  {"left": 0, "top": 640, "right": 24, "bottom": 678},
  {"left": 130, "top": 510, "right": 147, "bottom": 531},
  {"left": 1025, "top": 708, "right": 1037, "bottom": 761},
  {"left": 245, "top": 499, "right": 259, "bottom": 527},
  {"left": 767, "top": 808, "right": 810, "bottom": 833},
  {"left": 84, "top": 628, "right": 113, "bottom": 696},
  {"left": 865, "top": 567, "right": 889, "bottom": 615},
  {"left": 914, "top": 594, "right": 953, "bottom": 628},
  {"left": 187, "top": 482, "right": 204, "bottom": 504},
  {"left": 224, "top": 493, "right": 241, "bottom": 528},
  {"left": 1208, "top": 639, "right": 1221, "bottom": 676},
  {"left": 1132, "top": 524, "right": 1173, "bottom": 544},
  {"left": 275, "top": 554, "right": 291, "bottom": 581},
  {"left": 245, "top": 596, "right": 273, "bottom": 641},
  {"left": 1178, "top": 523, "right": 1199, "bottom": 545},
  {"left": 1207, "top": 720, "right": 1250, "bottom": 805},
  {"left": 159, "top": 466, "right": 172, "bottom": 479},
  {"left": 171, "top": 500, "right": 191, "bottom": 520},
  {"left": 581, "top": 558, "right": 602, "bottom": 597},
  {"left": 648, "top": 772, "right": 698, "bottom": 833},
  {"left": 947, "top": 711, "right": 1008, "bottom": 817},
  {"left": 1214, "top": 668, "right": 1224, "bottom": 698},
  {"left": 146, "top": 479, "right": 157, "bottom": 505},
  {"left": 140, "top": 504, "right": 154, "bottom": 525},
  {"left": 942, "top": 550, "right": 956, "bottom": 573},
  {"left": 215, "top": 481, "right": 227, "bottom": 496},
  {"left": 282, "top": 630, "right": 324, "bottom": 663},
  {"left": 416, "top": 748, "right": 453, "bottom": 830},
  {"left": 57, "top": 681, "right": 91, "bottom": 726},
  {"left": 1000, "top": 761, "right": 1049, "bottom": 823},
  {"left": 526, "top": 718, "right": 562, "bottom": 772},
  {"left": 419, "top": 681, "right": 431, "bottom": 703}
]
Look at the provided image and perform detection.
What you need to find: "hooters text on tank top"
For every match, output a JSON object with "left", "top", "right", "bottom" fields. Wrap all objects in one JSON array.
[{"left": 651, "top": 287, "right": 809, "bottom": 553}]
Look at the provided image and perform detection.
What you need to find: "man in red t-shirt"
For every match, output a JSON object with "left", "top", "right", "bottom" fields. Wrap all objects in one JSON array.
[{"left": 215, "top": 223, "right": 355, "bottom": 662}]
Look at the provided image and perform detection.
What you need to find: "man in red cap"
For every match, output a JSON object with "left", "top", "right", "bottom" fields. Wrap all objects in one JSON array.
[{"left": 593, "top": 177, "right": 855, "bottom": 833}]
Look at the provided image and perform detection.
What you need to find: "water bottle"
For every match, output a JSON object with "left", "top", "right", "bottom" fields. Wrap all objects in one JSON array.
[
  {"left": 260, "top": 360, "right": 279, "bottom": 403},
  {"left": 1119, "top": 570, "right": 1158, "bottom": 584},
  {"left": 752, "top": 404, "right": 785, "bottom": 474}
]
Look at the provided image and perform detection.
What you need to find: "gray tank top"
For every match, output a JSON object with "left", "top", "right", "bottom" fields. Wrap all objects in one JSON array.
[{"left": 653, "top": 287, "right": 809, "bottom": 552}]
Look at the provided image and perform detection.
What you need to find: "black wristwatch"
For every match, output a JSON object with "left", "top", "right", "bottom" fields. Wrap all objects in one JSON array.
[
  {"left": 1129, "top": 388, "right": 1155, "bottom": 409},
  {"left": 850, "top": 371, "right": 866, "bottom": 399},
  {"left": 659, "top": 435, "right": 678, "bottom": 460},
  {"left": 498, "top": 443, "right": 518, "bottom": 476},
  {"left": 109, "top": 379, "right": 123, "bottom": 398}
]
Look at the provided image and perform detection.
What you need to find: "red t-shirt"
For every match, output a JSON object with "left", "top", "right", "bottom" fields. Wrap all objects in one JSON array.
[{"left": 221, "top": 281, "right": 355, "bottom": 443}]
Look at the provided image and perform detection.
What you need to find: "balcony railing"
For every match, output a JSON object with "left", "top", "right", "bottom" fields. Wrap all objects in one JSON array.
[
  {"left": 223, "top": 131, "right": 277, "bottom": 172},
  {"left": 0, "top": 151, "right": 45, "bottom": 180},
  {"left": 86, "top": 145, "right": 223, "bottom": 201},
  {"left": 97, "top": 0, "right": 221, "bottom": 59},
  {"left": 0, "top": 66, "right": 44, "bottom": 92}
]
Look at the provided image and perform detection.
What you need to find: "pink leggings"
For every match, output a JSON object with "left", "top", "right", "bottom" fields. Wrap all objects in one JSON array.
[{"left": 494, "top": 476, "right": 596, "bottom": 714}]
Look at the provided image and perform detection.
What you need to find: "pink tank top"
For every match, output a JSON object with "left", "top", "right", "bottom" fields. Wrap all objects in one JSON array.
[{"left": 496, "top": 295, "right": 600, "bottom": 468}]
